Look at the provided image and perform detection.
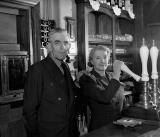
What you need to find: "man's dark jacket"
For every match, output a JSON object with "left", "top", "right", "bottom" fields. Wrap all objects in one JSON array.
[{"left": 23, "top": 56, "right": 78, "bottom": 137}]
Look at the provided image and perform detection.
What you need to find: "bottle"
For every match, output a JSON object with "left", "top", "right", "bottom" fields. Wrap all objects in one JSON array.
[
  {"left": 82, "top": 115, "right": 88, "bottom": 135},
  {"left": 111, "top": 0, "right": 115, "bottom": 6},
  {"left": 119, "top": 0, "right": 123, "bottom": 9},
  {"left": 122, "top": 0, "right": 125, "bottom": 10},
  {"left": 77, "top": 115, "right": 82, "bottom": 136}
]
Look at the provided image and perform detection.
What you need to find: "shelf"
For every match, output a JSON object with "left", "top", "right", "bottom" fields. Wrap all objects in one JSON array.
[
  {"left": 116, "top": 41, "right": 132, "bottom": 46},
  {"left": 89, "top": 37, "right": 112, "bottom": 45},
  {"left": 76, "top": 1, "right": 133, "bottom": 20},
  {"left": 89, "top": 38, "right": 132, "bottom": 46},
  {"left": 0, "top": 92, "right": 23, "bottom": 104},
  {"left": 116, "top": 52, "right": 133, "bottom": 56},
  {"left": 76, "top": 1, "right": 134, "bottom": 71},
  {"left": 0, "top": 44, "right": 20, "bottom": 51},
  {"left": 0, "top": 50, "right": 28, "bottom": 56}
]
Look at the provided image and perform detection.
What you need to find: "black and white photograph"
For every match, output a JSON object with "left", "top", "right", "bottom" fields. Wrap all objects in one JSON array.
[{"left": 0, "top": 0, "right": 160, "bottom": 137}]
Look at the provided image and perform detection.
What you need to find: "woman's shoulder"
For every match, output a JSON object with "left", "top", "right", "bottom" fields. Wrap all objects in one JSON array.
[
  {"left": 77, "top": 70, "right": 90, "bottom": 79},
  {"left": 77, "top": 70, "right": 97, "bottom": 83}
]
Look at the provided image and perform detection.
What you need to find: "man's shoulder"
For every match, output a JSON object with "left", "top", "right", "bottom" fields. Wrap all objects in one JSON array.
[
  {"left": 31, "top": 57, "right": 49, "bottom": 67},
  {"left": 28, "top": 60, "right": 44, "bottom": 73}
]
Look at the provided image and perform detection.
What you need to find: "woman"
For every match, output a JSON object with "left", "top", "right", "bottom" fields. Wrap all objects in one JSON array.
[{"left": 78, "top": 45, "right": 125, "bottom": 131}]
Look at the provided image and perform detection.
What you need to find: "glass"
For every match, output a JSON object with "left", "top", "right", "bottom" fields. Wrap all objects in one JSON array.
[{"left": 53, "top": 40, "right": 71, "bottom": 50}]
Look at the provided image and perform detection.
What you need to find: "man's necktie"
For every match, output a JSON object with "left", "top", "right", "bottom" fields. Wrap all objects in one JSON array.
[
  {"left": 61, "top": 61, "right": 70, "bottom": 80},
  {"left": 61, "top": 61, "right": 71, "bottom": 99}
]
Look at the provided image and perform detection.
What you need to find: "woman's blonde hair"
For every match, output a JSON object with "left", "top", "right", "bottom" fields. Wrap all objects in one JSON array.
[{"left": 88, "top": 45, "right": 111, "bottom": 67}]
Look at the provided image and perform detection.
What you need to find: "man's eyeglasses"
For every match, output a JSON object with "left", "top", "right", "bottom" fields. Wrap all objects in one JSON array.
[{"left": 52, "top": 40, "right": 70, "bottom": 49}]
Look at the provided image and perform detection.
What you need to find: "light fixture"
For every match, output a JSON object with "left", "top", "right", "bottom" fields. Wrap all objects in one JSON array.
[
  {"left": 112, "top": 4, "right": 121, "bottom": 16},
  {"left": 89, "top": 0, "right": 100, "bottom": 11},
  {"left": 89, "top": 0, "right": 135, "bottom": 19}
]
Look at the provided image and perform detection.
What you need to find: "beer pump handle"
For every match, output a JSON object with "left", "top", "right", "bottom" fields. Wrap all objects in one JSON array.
[
  {"left": 121, "top": 62, "right": 141, "bottom": 82},
  {"left": 150, "top": 40, "right": 159, "bottom": 80}
]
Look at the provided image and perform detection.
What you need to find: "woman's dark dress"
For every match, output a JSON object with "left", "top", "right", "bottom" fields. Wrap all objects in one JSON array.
[{"left": 79, "top": 70, "right": 121, "bottom": 131}]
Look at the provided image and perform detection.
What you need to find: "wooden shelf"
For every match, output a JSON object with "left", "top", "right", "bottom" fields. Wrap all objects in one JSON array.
[
  {"left": 89, "top": 38, "right": 112, "bottom": 45},
  {"left": 116, "top": 53, "right": 133, "bottom": 57},
  {"left": 0, "top": 92, "right": 23, "bottom": 104},
  {"left": 89, "top": 38, "right": 132, "bottom": 46},
  {"left": 76, "top": 0, "right": 133, "bottom": 20},
  {"left": 116, "top": 41, "right": 132, "bottom": 46},
  {"left": 76, "top": 0, "right": 134, "bottom": 71},
  {"left": 0, "top": 50, "right": 28, "bottom": 56}
]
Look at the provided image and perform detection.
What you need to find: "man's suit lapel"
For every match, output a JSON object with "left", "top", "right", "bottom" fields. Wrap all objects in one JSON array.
[
  {"left": 42, "top": 56, "right": 75, "bottom": 104},
  {"left": 42, "top": 56, "right": 65, "bottom": 88}
]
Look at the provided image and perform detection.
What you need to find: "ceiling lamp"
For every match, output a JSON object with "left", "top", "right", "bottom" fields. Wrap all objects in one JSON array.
[
  {"left": 89, "top": 0, "right": 135, "bottom": 19},
  {"left": 112, "top": 3, "right": 121, "bottom": 16},
  {"left": 89, "top": 0, "right": 100, "bottom": 11}
]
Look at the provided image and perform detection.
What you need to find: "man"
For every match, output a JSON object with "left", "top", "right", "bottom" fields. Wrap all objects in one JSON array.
[{"left": 23, "top": 28, "right": 78, "bottom": 137}]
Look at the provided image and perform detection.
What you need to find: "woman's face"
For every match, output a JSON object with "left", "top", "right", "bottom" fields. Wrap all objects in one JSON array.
[{"left": 91, "top": 50, "right": 109, "bottom": 72}]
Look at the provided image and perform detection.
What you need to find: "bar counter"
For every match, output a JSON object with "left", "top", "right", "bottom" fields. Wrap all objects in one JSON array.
[{"left": 81, "top": 118, "right": 160, "bottom": 137}]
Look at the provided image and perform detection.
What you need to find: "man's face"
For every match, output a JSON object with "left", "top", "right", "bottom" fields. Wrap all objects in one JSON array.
[{"left": 49, "top": 31, "right": 70, "bottom": 60}]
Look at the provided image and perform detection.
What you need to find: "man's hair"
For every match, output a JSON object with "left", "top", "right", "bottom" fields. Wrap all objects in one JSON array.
[
  {"left": 88, "top": 45, "right": 111, "bottom": 67},
  {"left": 48, "top": 27, "right": 69, "bottom": 42}
]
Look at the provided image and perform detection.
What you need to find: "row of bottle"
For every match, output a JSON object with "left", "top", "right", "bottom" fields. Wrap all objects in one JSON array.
[
  {"left": 77, "top": 114, "right": 88, "bottom": 136},
  {"left": 41, "top": 19, "right": 56, "bottom": 46},
  {"left": 41, "top": 19, "right": 56, "bottom": 27}
]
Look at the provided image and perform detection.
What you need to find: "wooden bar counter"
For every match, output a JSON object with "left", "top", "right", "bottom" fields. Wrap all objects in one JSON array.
[
  {"left": 82, "top": 104, "right": 160, "bottom": 137},
  {"left": 81, "top": 118, "right": 160, "bottom": 137}
]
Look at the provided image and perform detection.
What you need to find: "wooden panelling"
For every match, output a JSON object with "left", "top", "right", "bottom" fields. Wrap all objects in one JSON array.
[
  {"left": 0, "top": 7, "right": 19, "bottom": 15},
  {"left": 0, "top": 12, "right": 17, "bottom": 44},
  {"left": 0, "top": 44, "right": 20, "bottom": 50}
]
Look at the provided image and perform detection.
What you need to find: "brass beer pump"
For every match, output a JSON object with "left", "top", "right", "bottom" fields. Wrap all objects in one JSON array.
[{"left": 137, "top": 39, "right": 160, "bottom": 119}]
